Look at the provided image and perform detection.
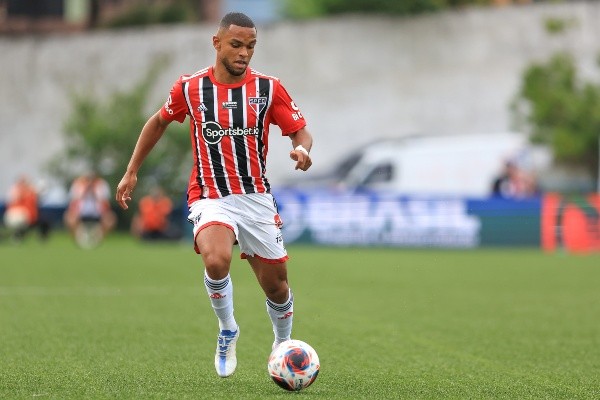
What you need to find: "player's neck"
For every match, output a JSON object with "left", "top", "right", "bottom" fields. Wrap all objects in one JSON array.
[{"left": 212, "top": 65, "right": 247, "bottom": 85}]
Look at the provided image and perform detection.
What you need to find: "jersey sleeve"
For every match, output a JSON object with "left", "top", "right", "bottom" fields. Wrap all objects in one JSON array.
[
  {"left": 269, "top": 81, "right": 307, "bottom": 136},
  {"left": 160, "top": 76, "right": 189, "bottom": 123}
]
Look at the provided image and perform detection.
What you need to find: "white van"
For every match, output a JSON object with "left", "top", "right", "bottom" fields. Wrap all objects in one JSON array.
[{"left": 288, "top": 132, "right": 550, "bottom": 198}]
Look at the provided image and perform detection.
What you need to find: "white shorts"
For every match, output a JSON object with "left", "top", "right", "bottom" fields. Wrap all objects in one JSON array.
[{"left": 188, "top": 193, "right": 288, "bottom": 264}]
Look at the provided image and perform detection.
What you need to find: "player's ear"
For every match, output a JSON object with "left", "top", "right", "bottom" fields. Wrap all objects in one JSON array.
[{"left": 212, "top": 35, "right": 220, "bottom": 50}]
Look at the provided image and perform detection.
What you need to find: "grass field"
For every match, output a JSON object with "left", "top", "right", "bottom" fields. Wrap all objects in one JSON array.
[{"left": 1, "top": 234, "right": 599, "bottom": 399}]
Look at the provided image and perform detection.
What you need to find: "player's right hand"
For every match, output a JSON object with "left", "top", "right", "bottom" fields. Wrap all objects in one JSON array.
[{"left": 116, "top": 173, "right": 137, "bottom": 210}]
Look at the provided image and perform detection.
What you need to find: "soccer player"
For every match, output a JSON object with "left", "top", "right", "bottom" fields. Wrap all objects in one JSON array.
[{"left": 115, "top": 12, "right": 313, "bottom": 378}]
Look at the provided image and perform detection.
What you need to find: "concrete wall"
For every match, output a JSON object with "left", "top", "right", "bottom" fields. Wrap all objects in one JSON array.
[{"left": 1, "top": 2, "right": 600, "bottom": 200}]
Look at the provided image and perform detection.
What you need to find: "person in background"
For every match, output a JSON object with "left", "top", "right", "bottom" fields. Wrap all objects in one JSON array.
[
  {"left": 491, "top": 160, "right": 538, "bottom": 198},
  {"left": 131, "top": 185, "right": 173, "bottom": 240},
  {"left": 3, "top": 175, "right": 48, "bottom": 242},
  {"left": 64, "top": 171, "right": 116, "bottom": 247}
]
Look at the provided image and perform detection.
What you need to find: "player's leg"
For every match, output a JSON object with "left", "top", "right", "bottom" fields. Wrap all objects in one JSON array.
[
  {"left": 197, "top": 224, "right": 238, "bottom": 329},
  {"left": 196, "top": 222, "right": 239, "bottom": 377},
  {"left": 63, "top": 208, "right": 79, "bottom": 236},
  {"left": 100, "top": 209, "right": 116, "bottom": 235},
  {"left": 234, "top": 193, "right": 293, "bottom": 349},
  {"left": 247, "top": 257, "right": 294, "bottom": 349}
]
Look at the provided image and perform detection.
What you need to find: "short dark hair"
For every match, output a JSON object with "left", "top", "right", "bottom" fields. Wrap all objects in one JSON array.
[{"left": 219, "top": 12, "right": 255, "bottom": 30}]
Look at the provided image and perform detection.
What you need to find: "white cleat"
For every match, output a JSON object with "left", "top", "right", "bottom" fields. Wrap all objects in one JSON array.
[{"left": 215, "top": 327, "right": 239, "bottom": 377}]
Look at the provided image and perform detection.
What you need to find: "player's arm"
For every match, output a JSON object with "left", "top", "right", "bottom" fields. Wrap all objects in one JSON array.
[
  {"left": 116, "top": 111, "right": 171, "bottom": 210},
  {"left": 288, "top": 127, "right": 313, "bottom": 171}
]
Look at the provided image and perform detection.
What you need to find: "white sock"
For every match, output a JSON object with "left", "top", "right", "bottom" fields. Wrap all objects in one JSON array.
[
  {"left": 266, "top": 289, "right": 293, "bottom": 343},
  {"left": 204, "top": 271, "right": 237, "bottom": 332}
]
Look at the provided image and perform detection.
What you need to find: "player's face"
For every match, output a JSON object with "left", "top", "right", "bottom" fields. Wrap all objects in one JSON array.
[{"left": 214, "top": 25, "right": 257, "bottom": 80}]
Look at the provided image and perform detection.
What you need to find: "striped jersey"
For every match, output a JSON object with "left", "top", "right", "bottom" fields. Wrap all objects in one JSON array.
[{"left": 160, "top": 66, "right": 307, "bottom": 205}]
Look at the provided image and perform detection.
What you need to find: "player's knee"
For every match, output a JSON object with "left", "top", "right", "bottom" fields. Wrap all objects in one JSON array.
[
  {"left": 202, "top": 251, "right": 232, "bottom": 279},
  {"left": 264, "top": 281, "right": 289, "bottom": 304}
]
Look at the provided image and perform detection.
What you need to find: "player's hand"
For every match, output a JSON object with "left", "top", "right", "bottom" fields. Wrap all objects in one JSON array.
[
  {"left": 290, "top": 149, "right": 312, "bottom": 171},
  {"left": 116, "top": 173, "right": 137, "bottom": 210}
]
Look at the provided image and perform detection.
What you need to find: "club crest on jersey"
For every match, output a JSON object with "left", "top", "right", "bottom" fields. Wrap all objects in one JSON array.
[
  {"left": 248, "top": 97, "right": 267, "bottom": 115},
  {"left": 202, "top": 121, "right": 260, "bottom": 145}
]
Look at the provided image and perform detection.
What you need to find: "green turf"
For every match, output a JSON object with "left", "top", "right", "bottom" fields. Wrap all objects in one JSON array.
[{"left": 1, "top": 234, "right": 599, "bottom": 399}]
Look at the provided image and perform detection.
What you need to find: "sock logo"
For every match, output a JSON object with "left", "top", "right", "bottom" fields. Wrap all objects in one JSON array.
[
  {"left": 278, "top": 311, "right": 293, "bottom": 320},
  {"left": 210, "top": 292, "right": 226, "bottom": 299}
]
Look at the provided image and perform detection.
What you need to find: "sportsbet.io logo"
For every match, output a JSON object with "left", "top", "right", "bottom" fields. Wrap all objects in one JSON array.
[{"left": 201, "top": 121, "right": 260, "bottom": 145}]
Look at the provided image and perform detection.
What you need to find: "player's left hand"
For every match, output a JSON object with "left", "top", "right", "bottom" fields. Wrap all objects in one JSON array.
[{"left": 290, "top": 149, "right": 312, "bottom": 171}]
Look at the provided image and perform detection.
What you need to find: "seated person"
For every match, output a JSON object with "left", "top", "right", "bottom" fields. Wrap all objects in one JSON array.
[
  {"left": 131, "top": 186, "right": 173, "bottom": 240},
  {"left": 64, "top": 171, "right": 116, "bottom": 247},
  {"left": 3, "top": 175, "right": 42, "bottom": 242}
]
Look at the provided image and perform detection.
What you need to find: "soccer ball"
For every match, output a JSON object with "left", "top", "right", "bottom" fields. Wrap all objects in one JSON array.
[{"left": 267, "top": 339, "right": 320, "bottom": 391}]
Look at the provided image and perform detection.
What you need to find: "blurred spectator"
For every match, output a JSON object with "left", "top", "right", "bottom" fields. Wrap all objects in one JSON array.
[
  {"left": 491, "top": 161, "right": 538, "bottom": 198},
  {"left": 64, "top": 171, "right": 116, "bottom": 248},
  {"left": 3, "top": 175, "right": 50, "bottom": 242},
  {"left": 131, "top": 186, "right": 174, "bottom": 240}
]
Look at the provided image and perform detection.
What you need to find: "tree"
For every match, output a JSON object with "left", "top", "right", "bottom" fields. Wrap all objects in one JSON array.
[
  {"left": 512, "top": 52, "right": 600, "bottom": 185},
  {"left": 50, "top": 57, "right": 191, "bottom": 219},
  {"left": 283, "top": 0, "right": 507, "bottom": 19},
  {"left": 102, "top": 0, "right": 200, "bottom": 28}
]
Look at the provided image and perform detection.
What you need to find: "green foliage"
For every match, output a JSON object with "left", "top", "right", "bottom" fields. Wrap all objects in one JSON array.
[
  {"left": 544, "top": 17, "right": 577, "bottom": 35},
  {"left": 104, "top": 0, "right": 196, "bottom": 28},
  {"left": 512, "top": 52, "right": 600, "bottom": 181},
  {"left": 283, "top": 0, "right": 496, "bottom": 18},
  {"left": 52, "top": 57, "right": 190, "bottom": 205}
]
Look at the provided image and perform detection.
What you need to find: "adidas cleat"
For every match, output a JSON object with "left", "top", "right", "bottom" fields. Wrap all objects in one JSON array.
[{"left": 215, "top": 327, "right": 239, "bottom": 377}]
